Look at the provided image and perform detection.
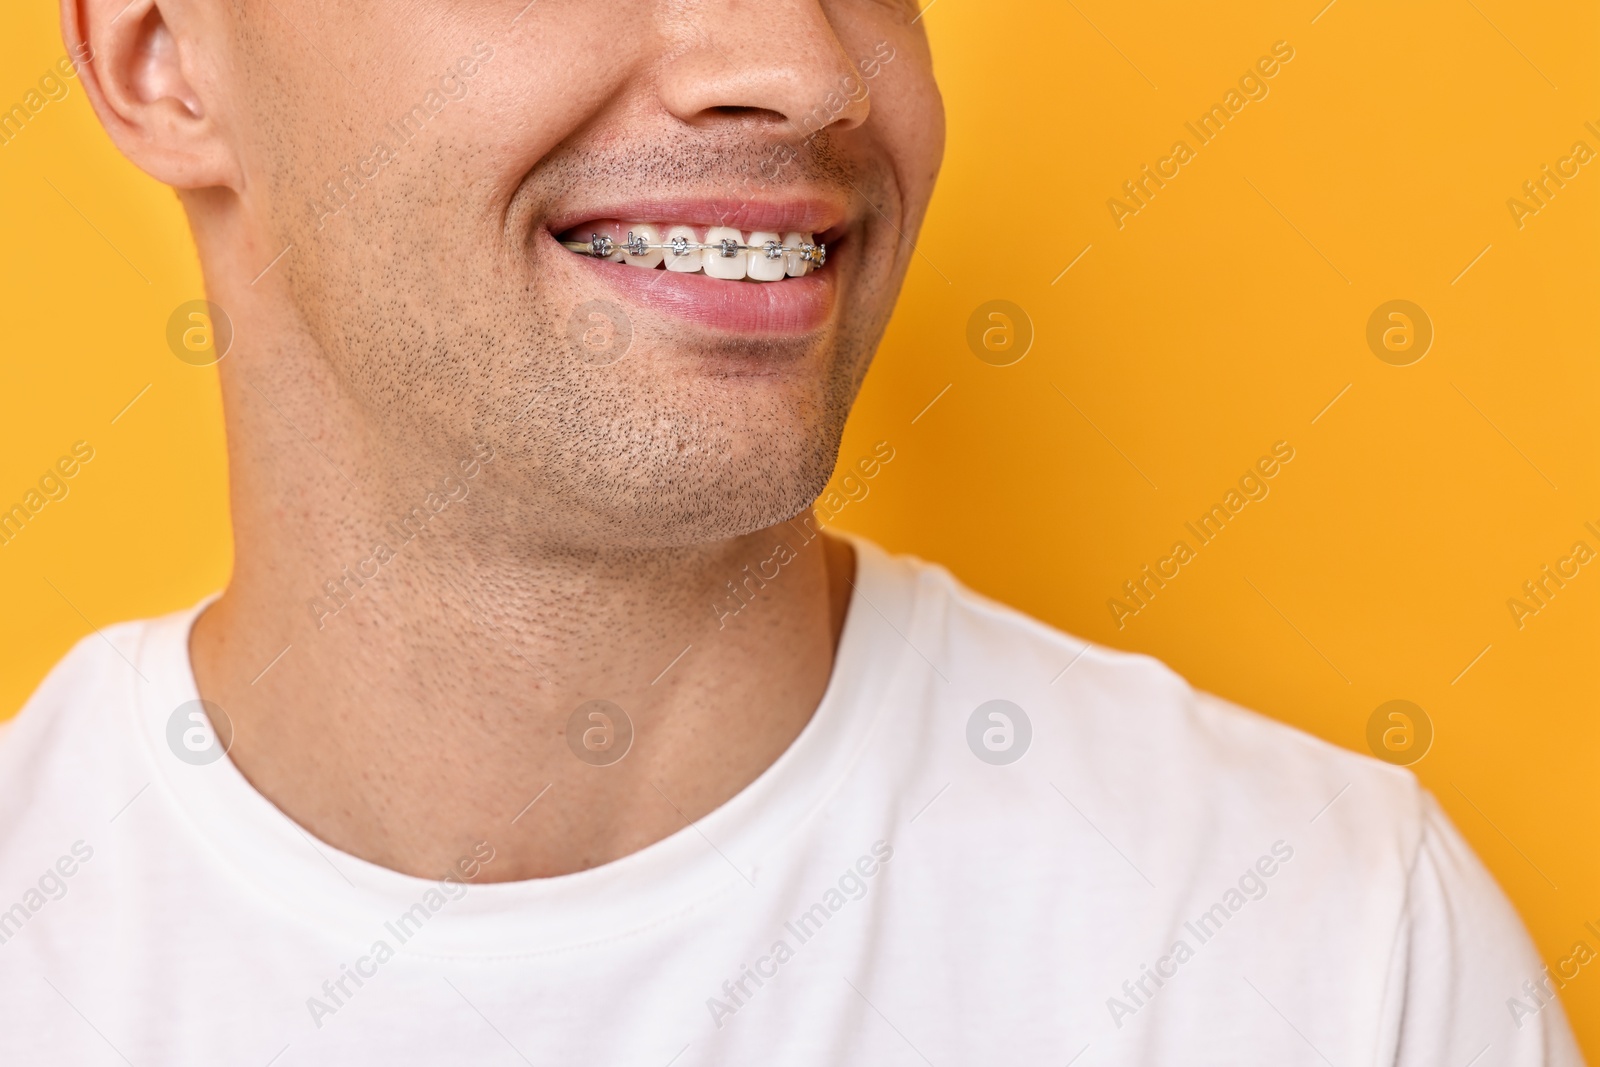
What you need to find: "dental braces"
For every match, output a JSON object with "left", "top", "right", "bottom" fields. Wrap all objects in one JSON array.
[{"left": 561, "top": 232, "right": 826, "bottom": 268}]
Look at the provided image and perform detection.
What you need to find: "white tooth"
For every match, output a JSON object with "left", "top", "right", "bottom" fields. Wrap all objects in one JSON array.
[
  {"left": 702, "top": 227, "right": 748, "bottom": 280},
  {"left": 746, "top": 232, "right": 786, "bottom": 281},
  {"left": 593, "top": 228, "right": 625, "bottom": 262},
  {"left": 664, "top": 225, "right": 703, "bottom": 272},
  {"left": 783, "top": 232, "right": 814, "bottom": 277},
  {"left": 621, "top": 223, "right": 663, "bottom": 269}
]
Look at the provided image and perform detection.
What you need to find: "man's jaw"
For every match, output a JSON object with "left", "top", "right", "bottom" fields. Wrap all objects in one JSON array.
[{"left": 545, "top": 198, "right": 851, "bottom": 335}]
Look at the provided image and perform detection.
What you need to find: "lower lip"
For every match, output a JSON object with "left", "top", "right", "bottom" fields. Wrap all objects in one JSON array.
[{"left": 543, "top": 230, "right": 837, "bottom": 335}]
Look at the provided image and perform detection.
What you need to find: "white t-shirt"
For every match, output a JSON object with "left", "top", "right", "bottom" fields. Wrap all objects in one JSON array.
[{"left": 0, "top": 537, "right": 1582, "bottom": 1065}]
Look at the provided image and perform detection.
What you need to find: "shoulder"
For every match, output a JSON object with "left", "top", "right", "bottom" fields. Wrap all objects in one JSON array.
[
  {"left": 0, "top": 609, "right": 192, "bottom": 856},
  {"left": 3, "top": 619, "right": 149, "bottom": 769},
  {"left": 864, "top": 538, "right": 1431, "bottom": 873}
]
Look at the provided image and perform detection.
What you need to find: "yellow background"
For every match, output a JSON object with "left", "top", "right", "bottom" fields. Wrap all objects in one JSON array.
[{"left": 3, "top": 0, "right": 1597, "bottom": 1050}]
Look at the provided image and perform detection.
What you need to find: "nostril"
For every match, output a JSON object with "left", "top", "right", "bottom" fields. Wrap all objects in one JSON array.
[{"left": 704, "top": 105, "right": 790, "bottom": 124}]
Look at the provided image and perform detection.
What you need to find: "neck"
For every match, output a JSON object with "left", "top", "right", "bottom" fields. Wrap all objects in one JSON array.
[{"left": 189, "top": 344, "right": 853, "bottom": 882}]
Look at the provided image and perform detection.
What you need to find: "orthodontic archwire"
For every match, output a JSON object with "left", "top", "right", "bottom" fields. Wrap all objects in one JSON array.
[{"left": 561, "top": 232, "right": 826, "bottom": 268}]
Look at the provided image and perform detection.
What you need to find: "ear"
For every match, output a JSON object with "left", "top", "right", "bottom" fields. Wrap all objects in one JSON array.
[{"left": 62, "top": 0, "right": 239, "bottom": 189}]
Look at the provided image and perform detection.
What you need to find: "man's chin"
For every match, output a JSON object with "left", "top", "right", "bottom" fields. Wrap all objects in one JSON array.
[
  {"left": 526, "top": 454, "right": 834, "bottom": 552},
  {"left": 596, "top": 484, "right": 830, "bottom": 550}
]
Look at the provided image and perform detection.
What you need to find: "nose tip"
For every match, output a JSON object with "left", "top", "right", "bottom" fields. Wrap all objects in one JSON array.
[{"left": 657, "top": 3, "right": 871, "bottom": 142}]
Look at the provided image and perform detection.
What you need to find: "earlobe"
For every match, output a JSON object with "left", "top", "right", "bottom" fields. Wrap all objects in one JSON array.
[{"left": 62, "top": 0, "right": 240, "bottom": 190}]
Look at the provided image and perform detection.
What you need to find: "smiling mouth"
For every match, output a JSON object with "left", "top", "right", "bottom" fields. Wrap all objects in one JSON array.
[
  {"left": 546, "top": 201, "right": 846, "bottom": 334},
  {"left": 555, "top": 221, "right": 825, "bottom": 282}
]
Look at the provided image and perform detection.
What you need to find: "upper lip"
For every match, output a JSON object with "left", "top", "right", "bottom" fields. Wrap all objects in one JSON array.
[{"left": 545, "top": 197, "right": 851, "bottom": 242}]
